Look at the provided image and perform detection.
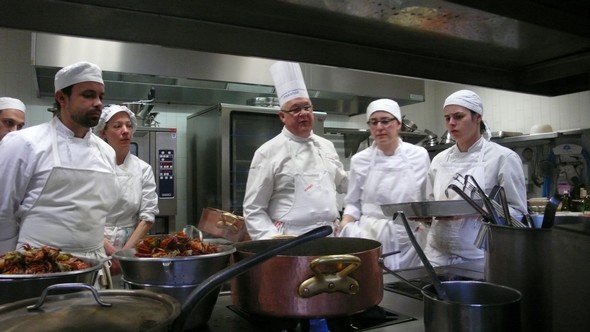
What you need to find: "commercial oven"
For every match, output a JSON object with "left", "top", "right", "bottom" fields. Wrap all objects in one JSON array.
[
  {"left": 186, "top": 103, "right": 326, "bottom": 225},
  {"left": 131, "top": 127, "right": 177, "bottom": 234}
]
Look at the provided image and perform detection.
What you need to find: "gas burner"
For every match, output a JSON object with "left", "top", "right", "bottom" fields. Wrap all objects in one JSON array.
[
  {"left": 227, "top": 305, "right": 415, "bottom": 331},
  {"left": 384, "top": 273, "right": 482, "bottom": 300}
]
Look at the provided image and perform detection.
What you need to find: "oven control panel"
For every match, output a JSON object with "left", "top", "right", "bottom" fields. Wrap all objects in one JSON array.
[{"left": 158, "top": 149, "right": 174, "bottom": 198}]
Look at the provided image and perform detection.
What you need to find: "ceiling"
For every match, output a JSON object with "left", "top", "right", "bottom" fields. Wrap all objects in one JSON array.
[{"left": 2, "top": 0, "right": 590, "bottom": 96}]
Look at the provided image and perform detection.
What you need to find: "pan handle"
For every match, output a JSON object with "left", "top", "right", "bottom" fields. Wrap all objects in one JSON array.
[{"left": 172, "top": 225, "right": 333, "bottom": 331}]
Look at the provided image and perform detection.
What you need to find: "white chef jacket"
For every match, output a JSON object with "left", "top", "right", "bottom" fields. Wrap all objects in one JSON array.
[
  {"left": 104, "top": 153, "right": 159, "bottom": 249},
  {"left": 341, "top": 140, "right": 431, "bottom": 269},
  {"left": 343, "top": 140, "right": 430, "bottom": 220},
  {"left": 0, "top": 117, "right": 118, "bottom": 254},
  {"left": 424, "top": 137, "right": 527, "bottom": 265},
  {"left": 243, "top": 127, "right": 348, "bottom": 240}
]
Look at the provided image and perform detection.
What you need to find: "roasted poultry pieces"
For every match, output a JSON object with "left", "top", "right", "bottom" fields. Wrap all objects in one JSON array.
[
  {"left": 135, "top": 231, "right": 219, "bottom": 258},
  {"left": 0, "top": 244, "right": 90, "bottom": 274}
]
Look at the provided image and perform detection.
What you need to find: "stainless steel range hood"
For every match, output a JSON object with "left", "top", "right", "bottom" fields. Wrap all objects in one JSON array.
[{"left": 32, "top": 33, "right": 425, "bottom": 115}]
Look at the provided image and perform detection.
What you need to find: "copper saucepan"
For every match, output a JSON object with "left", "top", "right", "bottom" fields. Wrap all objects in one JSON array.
[{"left": 231, "top": 237, "right": 383, "bottom": 318}]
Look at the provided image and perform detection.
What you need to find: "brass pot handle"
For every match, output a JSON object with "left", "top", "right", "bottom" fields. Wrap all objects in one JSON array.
[
  {"left": 215, "top": 212, "right": 244, "bottom": 233},
  {"left": 298, "top": 254, "right": 361, "bottom": 298}
]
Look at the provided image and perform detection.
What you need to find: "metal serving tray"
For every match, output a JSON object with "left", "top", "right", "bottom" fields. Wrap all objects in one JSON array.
[{"left": 381, "top": 200, "right": 483, "bottom": 218}]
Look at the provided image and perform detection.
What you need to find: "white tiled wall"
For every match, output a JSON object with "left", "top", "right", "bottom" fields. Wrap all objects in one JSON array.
[{"left": 2, "top": 27, "right": 590, "bottom": 225}]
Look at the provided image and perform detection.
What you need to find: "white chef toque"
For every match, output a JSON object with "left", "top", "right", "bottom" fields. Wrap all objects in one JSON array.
[
  {"left": 443, "top": 90, "right": 483, "bottom": 115},
  {"left": 366, "top": 98, "right": 401, "bottom": 121},
  {"left": 270, "top": 61, "right": 310, "bottom": 107},
  {"left": 54, "top": 61, "right": 104, "bottom": 92},
  {"left": 94, "top": 104, "right": 138, "bottom": 134},
  {"left": 443, "top": 89, "right": 492, "bottom": 140},
  {"left": 0, "top": 97, "right": 26, "bottom": 113}
]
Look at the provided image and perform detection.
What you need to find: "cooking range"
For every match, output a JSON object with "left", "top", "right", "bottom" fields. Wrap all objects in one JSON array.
[
  {"left": 204, "top": 260, "right": 484, "bottom": 332},
  {"left": 226, "top": 304, "right": 414, "bottom": 332}
]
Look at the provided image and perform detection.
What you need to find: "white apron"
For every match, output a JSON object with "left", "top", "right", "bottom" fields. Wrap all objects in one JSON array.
[
  {"left": 104, "top": 162, "right": 142, "bottom": 249},
  {"left": 424, "top": 141, "right": 487, "bottom": 266},
  {"left": 273, "top": 139, "right": 339, "bottom": 236},
  {"left": 17, "top": 120, "right": 118, "bottom": 286},
  {"left": 340, "top": 146, "right": 427, "bottom": 270}
]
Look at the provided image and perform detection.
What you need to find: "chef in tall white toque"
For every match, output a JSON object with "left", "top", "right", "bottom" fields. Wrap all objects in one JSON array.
[
  {"left": 424, "top": 89, "right": 527, "bottom": 266},
  {"left": 243, "top": 61, "right": 348, "bottom": 240},
  {"left": 0, "top": 97, "right": 26, "bottom": 141},
  {"left": 0, "top": 61, "right": 119, "bottom": 287}
]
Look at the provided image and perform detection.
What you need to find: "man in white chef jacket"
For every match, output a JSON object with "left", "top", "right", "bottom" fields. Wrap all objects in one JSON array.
[
  {"left": 424, "top": 90, "right": 527, "bottom": 266},
  {"left": 0, "top": 97, "right": 26, "bottom": 141},
  {"left": 0, "top": 61, "right": 119, "bottom": 273},
  {"left": 338, "top": 99, "right": 431, "bottom": 270},
  {"left": 243, "top": 61, "right": 348, "bottom": 240}
]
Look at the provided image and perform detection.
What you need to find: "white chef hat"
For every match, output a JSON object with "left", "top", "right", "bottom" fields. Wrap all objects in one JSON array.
[
  {"left": 270, "top": 61, "right": 309, "bottom": 107},
  {"left": 94, "top": 104, "right": 138, "bottom": 134},
  {"left": 443, "top": 89, "right": 483, "bottom": 115},
  {"left": 443, "top": 89, "right": 492, "bottom": 140},
  {"left": 366, "top": 98, "right": 401, "bottom": 121},
  {"left": 0, "top": 97, "right": 26, "bottom": 113},
  {"left": 54, "top": 61, "right": 104, "bottom": 92}
]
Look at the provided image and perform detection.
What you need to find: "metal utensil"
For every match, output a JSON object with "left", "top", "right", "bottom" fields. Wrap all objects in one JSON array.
[
  {"left": 182, "top": 224, "right": 203, "bottom": 241},
  {"left": 454, "top": 173, "right": 527, "bottom": 227},
  {"left": 464, "top": 175, "right": 505, "bottom": 226},
  {"left": 445, "top": 184, "right": 492, "bottom": 221},
  {"left": 496, "top": 187, "right": 514, "bottom": 226},
  {"left": 393, "top": 211, "right": 449, "bottom": 301},
  {"left": 378, "top": 251, "right": 440, "bottom": 299}
]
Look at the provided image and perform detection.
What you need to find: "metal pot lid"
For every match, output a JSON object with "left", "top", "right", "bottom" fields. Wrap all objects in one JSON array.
[{"left": 0, "top": 284, "right": 181, "bottom": 332}]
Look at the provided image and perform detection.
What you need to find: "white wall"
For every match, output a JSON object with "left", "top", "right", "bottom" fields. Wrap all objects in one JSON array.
[{"left": 2, "top": 27, "right": 590, "bottom": 225}]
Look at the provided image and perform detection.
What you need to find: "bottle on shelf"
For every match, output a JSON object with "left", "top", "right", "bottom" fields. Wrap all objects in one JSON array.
[
  {"left": 582, "top": 188, "right": 590, "bottom": 212},
  {"left": 561, "top": 191, "right": 571, "bottom": 211}
]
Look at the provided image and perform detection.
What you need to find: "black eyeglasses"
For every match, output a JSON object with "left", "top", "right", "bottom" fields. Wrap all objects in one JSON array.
[
  {"left": 367, "top": 118, "right": 396, "bottom": 127},
  {"left": 282, "top": 104, "right": 313, "bottom": 115}
]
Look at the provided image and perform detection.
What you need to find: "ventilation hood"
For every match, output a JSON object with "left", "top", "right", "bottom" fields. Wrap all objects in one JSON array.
[
  {"left": 3, "top": 0, "right": 590, "bottom": 98},
  {"left": 32, "top": 33, "right": 424, "bottom": 115}
]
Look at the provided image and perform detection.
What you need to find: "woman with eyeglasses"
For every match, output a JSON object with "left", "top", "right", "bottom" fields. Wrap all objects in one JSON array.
[
  {"left": 338, "top": 99, "right": 431, "bottom": 270},
  {"left": 424, "top": 90, "right": 527, "bottom": 266}
]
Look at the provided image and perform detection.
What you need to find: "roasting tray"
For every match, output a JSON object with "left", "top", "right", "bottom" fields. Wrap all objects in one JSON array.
[{"left": 381, "top": 200, "right": 483, "bottom": 218}]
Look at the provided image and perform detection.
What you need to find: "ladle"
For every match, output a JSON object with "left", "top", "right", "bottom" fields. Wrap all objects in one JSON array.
[
  {"left": 378, "top": 251, "right": 440, "bottom": 299},
  {"left": 393, "top": 211, "right": 449, "bottom": 301}
]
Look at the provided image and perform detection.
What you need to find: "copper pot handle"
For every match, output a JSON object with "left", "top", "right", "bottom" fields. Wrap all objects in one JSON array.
[
  {"left": 298, "top": 254, "right": 361, "bottom": 297},
  {"left": 215, "top": 212, "right": 244, "bottom": 234}
]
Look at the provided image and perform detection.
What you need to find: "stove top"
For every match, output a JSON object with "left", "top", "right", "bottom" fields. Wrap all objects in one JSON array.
[{"left": 227, "top": 305, "right": 415, "bottom": 332}]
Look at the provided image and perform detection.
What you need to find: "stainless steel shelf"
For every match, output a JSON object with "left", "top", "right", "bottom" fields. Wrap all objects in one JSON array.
[{"left": 425, "top": 128, "right": 590, "bottom": 153}]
